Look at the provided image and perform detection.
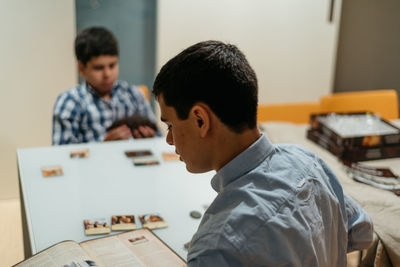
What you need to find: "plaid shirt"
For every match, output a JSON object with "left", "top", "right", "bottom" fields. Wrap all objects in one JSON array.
[{"left": 52, "top": 80, "right": 158, "bottom": 145}]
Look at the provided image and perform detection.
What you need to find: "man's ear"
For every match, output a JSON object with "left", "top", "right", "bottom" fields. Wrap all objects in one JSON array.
[
  {"left": 191, "top": 104, "right": 211, "bottom": 138},
  {"left": 77, "top": 61, "right": 85, "bottom": 76}
]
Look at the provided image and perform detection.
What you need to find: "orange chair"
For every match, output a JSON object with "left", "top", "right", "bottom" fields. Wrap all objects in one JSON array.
[
  {"left": 319, "top": 89, "right": 399, "bottom": 120},
  {"left": 257, "top": 89, "right": 399, "bottom": 123},
  {"left": 137, "top": 85, "right": 151, "bottom": 102},
  {"left": 257, "top": 102, "right": 320, "bottom": 124}
]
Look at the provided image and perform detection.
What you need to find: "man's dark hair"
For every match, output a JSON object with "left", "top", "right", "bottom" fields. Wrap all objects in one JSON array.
[
  {"left": 153, "top": 40, "right": 258, "bottom": 133},
  {"left": 75, "top": 26, "right": 118, "bottom": 65}
]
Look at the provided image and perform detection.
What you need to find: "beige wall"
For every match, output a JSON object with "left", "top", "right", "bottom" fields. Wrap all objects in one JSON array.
[
  {"left": 0, "top": 0, "right": 77, "bottom": 199},
  {"left": 157, "top": 0, "right": 343, "bottom": 104}
]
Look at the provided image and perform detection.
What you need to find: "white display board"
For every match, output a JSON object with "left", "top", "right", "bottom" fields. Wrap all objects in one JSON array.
[{"left": 17, "top": 138, "right": 217, "bottom": 259}]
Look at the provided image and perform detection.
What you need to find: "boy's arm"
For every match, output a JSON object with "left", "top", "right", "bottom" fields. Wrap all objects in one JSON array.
[
  {"left": 104, "top": 124, "right": 132, "bottom": 141},
  {"left": 345, "top": 193, "right": 374, "bottom": 252},
  {"left": 316, "top": 156, "right": 374, "bottom": 252},
  {"left": 52, "top": 95, "right": 82, "bottom": 145}
]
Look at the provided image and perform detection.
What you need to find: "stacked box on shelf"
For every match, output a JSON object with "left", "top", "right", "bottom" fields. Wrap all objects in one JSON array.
[{"left": 306, "top": 112, "right": 400, "bottom": 162}]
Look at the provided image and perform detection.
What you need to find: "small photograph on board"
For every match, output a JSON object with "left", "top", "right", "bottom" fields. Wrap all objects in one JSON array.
[
  {"left": 111, "top": 215, "right": 136, "bottom": 231},
  {"left": 83, "top": 218, "right": 111, "bottom": 235},
  {"left": 41, "top": 165, "right": 64, "bottom": 178},
  {"left": 63, "top": 260, "right": 98, "bottom": 267},
  {"left": 124, "top": 150, "right": 153, "bottom": 158},
  {"left": 128, "top": 235, "right": 149, "bottom": 246},
  {"left": 70, "top": 148, "right": 89, "bottom": 158},
  {"left": 133, "top": 157, "right": 160, "bottom": 166},
  {"left": 161, "top": 152, "right": 180, "bottom": 162},
  {"left": 139, "top": 214, "right": 168, "bottom": 229}
]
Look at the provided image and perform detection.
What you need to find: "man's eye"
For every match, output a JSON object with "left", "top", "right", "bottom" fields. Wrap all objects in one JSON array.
[{"left": 167, "top": 125, "right": 172, "bottom": 130}]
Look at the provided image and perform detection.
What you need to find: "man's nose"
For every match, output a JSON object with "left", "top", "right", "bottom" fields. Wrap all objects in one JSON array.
[{"left": 166, "top": 131, "right": 173, "bottom": 145}]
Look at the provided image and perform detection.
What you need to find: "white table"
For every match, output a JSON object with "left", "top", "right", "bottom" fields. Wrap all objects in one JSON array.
[
  {"left": 19, "top": 125, "right": 400, "bottom": 265},
  {"left": 17, "top": 138, "right": 217, "bottom": 260}
]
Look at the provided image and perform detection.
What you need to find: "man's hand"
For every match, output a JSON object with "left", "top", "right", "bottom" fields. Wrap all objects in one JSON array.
[
  {"left": 132, "top": 125, "right": 156, "bottom": 138},
  {"left": 104, "top": 125, "right": 132, "bottom": 141}
]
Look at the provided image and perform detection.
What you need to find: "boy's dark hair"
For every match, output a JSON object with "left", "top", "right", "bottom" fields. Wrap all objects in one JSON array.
[
  {"left": 153, "top": 40, "right": 258, "bottom": 133},
  {"left": 75, "top": 27, "right": 118, "bottom": 65}
]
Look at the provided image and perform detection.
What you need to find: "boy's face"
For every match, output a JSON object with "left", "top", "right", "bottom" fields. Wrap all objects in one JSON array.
[
  {"left": 79, "top": 55, "right": 119, "bottom": 96},
  {"left": 158, "top": 94, "right": 212, "bottom": 173}
]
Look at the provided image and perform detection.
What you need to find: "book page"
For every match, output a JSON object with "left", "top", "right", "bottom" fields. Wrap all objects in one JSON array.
[
  {"left": 14, "top": 241, "right": 96, "bottom": 267},
  {"left": 80, "top": 228, "right": 186, "bottom": 267}
]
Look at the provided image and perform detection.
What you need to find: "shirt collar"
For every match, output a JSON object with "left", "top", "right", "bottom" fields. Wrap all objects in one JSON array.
[{"left": 211, "top": 133, "right": 274, "bottom": 193}]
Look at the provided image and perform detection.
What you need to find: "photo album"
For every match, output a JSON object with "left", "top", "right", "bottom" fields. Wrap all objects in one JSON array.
[{"left": 14, "top": 228, "right": 186, "bottom": 267}]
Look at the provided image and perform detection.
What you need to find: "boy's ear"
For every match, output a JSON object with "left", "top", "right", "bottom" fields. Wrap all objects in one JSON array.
[
  {"left": 77, "top": 61, "right": 85, "bottom": 76},
  {"left": 191, "top": 104, "right": 211, "bottom": 138}
]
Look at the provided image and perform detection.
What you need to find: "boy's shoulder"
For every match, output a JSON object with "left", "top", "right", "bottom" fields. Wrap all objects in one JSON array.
[
  {"left": 116, "top": 80, "right": 130, "bottom": 88},
  {"left": 274, "top": 143, "right": 318, "bottom": 162},
  {"left": 115, "top": 80, "right": 140, "bottom": 93},
  {"left": 56, "top": 83, "right": 87, "bottom": 103},
  {"left": 113, "top": 80, "right": 146, "bottom": 98}
]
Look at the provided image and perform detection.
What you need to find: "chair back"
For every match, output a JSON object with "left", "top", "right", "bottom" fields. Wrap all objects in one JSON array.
[
  {"left": 319, "top": 89, "right": 399, "bottom": 120},
  {"left": 137, "top": 85, "right": 151, "bottom": 102},
  {"left": 257, "top": 102, "right": 320, "bottom": 123},
  {"left": 257, "top": 89, "right": 399, "bottom": 123}
]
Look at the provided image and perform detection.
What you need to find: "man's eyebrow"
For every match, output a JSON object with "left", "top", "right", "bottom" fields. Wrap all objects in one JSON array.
[{"left": 160, "top": 117, "right": 167, "bottom": 123}]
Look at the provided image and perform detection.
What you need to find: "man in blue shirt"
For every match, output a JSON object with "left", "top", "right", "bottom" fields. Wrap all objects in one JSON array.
[
  {"left": 153, "top": 40, "right": 373, "bottom": 266},
  {"left": 52, "top": 27, "right": 158, "bottom": 145}
]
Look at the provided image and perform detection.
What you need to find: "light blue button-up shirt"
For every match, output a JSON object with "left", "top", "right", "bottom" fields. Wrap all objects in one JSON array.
[{"left": 187, "top": 134, "right": 373, "bottom": 267}]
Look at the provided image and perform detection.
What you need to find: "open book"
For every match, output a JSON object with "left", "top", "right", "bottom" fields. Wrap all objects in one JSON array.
[{"left": 13, "top": 228, "right": 186, "bottom": 267}]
